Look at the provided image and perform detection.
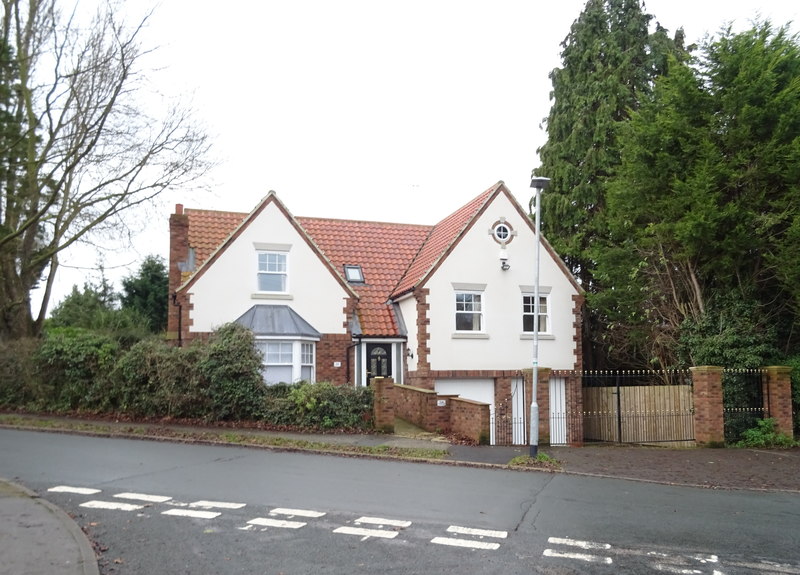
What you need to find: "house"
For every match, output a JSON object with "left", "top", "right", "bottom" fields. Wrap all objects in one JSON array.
[{"left": 168, "top": 181, "right": 584, "bottom": 443}]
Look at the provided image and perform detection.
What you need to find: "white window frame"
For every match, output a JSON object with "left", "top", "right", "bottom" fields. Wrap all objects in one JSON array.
[
  {"left": 522, "top": 293, "right": 551, "bottom": 335},
  {"left": 455, "top": 291, "right": 484, "bottom": 333},
  {"left": 257, "top": 251, "right": 288, "bottom": 292},
  {"left": 255, "top": 339, "right": 316, "bottom": 385}
]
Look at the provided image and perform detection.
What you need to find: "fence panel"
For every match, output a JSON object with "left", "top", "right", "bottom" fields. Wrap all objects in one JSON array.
[{"left": 582, "top": 370, "right": 694, "bottom": 445}]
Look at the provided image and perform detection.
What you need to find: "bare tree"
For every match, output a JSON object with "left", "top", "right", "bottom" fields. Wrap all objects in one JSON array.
[{"left": 0, "top": 0, "right": 211, "bottom": 340}]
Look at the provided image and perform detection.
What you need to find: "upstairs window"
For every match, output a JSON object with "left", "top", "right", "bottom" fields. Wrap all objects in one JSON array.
[
  {"left": 522, "top": 294, "right": 550, "bottom": 333},
  {"left": 455, "top": 292, "right": 483, "bottom": 331},
  {"left": 258, "top": 252, "right": 287, "bottom": 292}
]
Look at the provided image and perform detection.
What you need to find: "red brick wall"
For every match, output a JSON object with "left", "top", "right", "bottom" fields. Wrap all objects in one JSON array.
[
  {"left": 316, "top": 333, "right": 353, "bottom": 385},
  {"left": 690, "top": 366, "right": 725, "bottom": 445},
  {"left": 168, "top": 207, "right": 190, "bottom": 344},
  {"left": 450, "top": 397, "right": 491, "bottom": 444},
  {"left": 393, "top": 385, "right": 452, "bottom": 432},
  {"left": 371, "top": 377, "right": 396, "bottom": 433},
  {"left": 765, "top": 366, "right": 794, "bottom": 436}
]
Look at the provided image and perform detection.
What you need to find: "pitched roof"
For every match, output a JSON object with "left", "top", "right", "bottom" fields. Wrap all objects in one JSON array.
[
  {"left": 297, "top": 217, "right": 431, "bottom": 336},
  {"left": 176, "top": 181, "right": 529, "bottom": 337},
  {"left": 390, "top": 182, "right": 503, "bottom": 298}
]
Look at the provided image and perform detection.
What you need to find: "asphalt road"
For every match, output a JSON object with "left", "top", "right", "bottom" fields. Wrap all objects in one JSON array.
[{"left": 2, "top": 429, "right": 798, "bottom": 574}]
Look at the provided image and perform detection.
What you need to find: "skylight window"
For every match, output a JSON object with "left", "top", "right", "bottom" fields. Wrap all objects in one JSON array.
[{"left": 344, "top": 265, "right": 364, "bottom": 283}]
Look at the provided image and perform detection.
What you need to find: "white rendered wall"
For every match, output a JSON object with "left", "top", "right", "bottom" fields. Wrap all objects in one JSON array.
[
  {"left": 187, "top": 201, "right": 350, "bottom": 334},
  {"left": 396, "top": 296, "right": 419, "bottom": 372},
  {"left": 425, "top": 192, "right": 579, "bottom": 372}
]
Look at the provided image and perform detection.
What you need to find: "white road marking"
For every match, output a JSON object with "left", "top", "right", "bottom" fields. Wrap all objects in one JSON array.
[
  {"left": 354, "top": 516, "right": 411, "bottom": 528},
  {"left": 446, "top": 525, "right": 507, "bottom": 539},
  {"left": 724, "top": 560, "right": 800, "bottom": 574},
  {"left": 333, "top": 526, "right": 399, "bottom": 539},
  {"left": 652, "top": 566, "right": 702, "bottom": 574},
  {"left": 544, "top": 549, "right": 613, "bottom": 564},
  {"left": 270, "top": 507, "right": 326, "bottom": 518},
  {"left": 190, "top": 500, "right": 246, "bottom": 509},
  {"left": 48, "top": 486, "right": 101, "bottom": 495},
  {"left": 80, "top": 500, "right": 144, "bottom": 511},
  {"left": 114, "top": 492, "right": 172, "bottom": 503},
  {"left": 247, "top": 517, "right": 306, "bottom": 529},
  {"left": 431, "top": 537, "right": 501, "bottom": 550},
  {"left": 161, "top": 509, "right": 220, "bottom": 519},
  {"left": 548, "top": 536, "right": 611, "bottom": 550}
]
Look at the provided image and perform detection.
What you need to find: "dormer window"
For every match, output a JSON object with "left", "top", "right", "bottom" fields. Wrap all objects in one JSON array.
[{"left": 344, "top": 265, "right": 364, "bottom": 283}]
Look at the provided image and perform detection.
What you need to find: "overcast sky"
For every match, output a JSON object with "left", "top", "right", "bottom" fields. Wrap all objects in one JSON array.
[{"left": 50, "top": 0, "right": 800, "bottom": 306}]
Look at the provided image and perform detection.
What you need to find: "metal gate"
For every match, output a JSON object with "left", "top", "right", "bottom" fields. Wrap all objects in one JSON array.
[
  {"left": 582, "top": 370, "right": 695, "bottom": 444},
  {"left": 493, "top": 377, "right": 527, "bottom": 445},
  {"left": 722, "top": 369, "right": 768, "bottom": 443}
]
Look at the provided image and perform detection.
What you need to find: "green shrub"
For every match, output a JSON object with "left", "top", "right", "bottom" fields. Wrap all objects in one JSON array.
[
  {"left": 0, "top": 338, "right": 42, "bottom": 407},
  {"left": 735, "top": 418, "right": 797, "bottom": 448},
  {"left": 110, "top": 338, "right": 209, "bottom": 418},
  {"left": 286, "top": 382, "right": 373, "bottom": 429},
  {"left": 198, "top": 323, "right": 266, "bottom": 421},
  {"left": 35, "top": 328, "right": 120, "bottom": 411}
]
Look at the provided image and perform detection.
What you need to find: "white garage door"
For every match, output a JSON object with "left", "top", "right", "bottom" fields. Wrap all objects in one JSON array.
[{"left": 434, "top": 378, "right": 495, "bottom": 444}]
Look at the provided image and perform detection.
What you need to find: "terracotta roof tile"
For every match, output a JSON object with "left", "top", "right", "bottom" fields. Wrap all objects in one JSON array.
[
  {"left": 391, "top": 182, "right": 501, "bottom": 297},
  {"left": 185, "top": 209, "right": 247, "bottom": 266},
  {"left": 298, "top": 217, "right": 431, "bottom": 336}
]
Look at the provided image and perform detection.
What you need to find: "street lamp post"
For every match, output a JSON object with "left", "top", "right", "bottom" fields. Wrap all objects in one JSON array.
[{"left": 529, "top": 176, "right": 550, "bottom": 457}]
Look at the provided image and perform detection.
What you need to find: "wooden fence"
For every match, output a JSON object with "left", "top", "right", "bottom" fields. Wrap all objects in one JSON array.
[{"left": 583, "top": 372, "right": 695, "bottom": 445}]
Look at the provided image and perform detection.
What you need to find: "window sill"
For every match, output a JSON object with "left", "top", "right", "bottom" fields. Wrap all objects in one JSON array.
[
  {"left": 452, "top": 332, "right": 489, "bottom": 339},
  {"left": 520, "top": 333, "right": 555, "bottom": 340},
  {"left": 251, "top": 292, "right": 293, "bottom": 300}
]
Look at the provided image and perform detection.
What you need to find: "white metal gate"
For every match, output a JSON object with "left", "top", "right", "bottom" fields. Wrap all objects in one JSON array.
[{"left": 549, "top": 376, "right": 567, "bottom": 445}]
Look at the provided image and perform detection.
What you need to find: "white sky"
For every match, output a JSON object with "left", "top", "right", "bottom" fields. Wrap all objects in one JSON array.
[{"left": 48, "top": 0, "right": 800, "bottom": 307}]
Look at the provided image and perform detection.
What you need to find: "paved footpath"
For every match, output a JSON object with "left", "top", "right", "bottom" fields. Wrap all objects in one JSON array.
[{"left": 0, "top": 479, "right": 98, "bottom": 575}]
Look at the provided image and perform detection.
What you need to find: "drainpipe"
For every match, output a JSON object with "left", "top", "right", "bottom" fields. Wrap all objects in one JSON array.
[{"left": 171, "top": 292, "right": 182, "bottom": 347}]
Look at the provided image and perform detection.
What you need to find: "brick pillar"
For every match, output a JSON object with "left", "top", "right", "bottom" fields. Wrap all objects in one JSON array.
[
  {"left": 764, "top": 366, "right": 794, "bottom": 436},
  {"left": 372, "top": 377, "right": 396, "bottom": 433},
  {"left": 690, "top": 366, "right": 725, "bottom": 445},
  {"left": 522, "top": 367, "right": 551, "bottom": 444}
]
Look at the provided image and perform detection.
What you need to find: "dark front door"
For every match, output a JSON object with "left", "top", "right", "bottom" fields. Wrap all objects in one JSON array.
[{"left": 366, "top": 343, "right": 392, "bottom": 386}]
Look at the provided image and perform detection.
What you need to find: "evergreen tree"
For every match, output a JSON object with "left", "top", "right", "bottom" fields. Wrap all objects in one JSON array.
[
  {"left": 598, "top": 22, "right": 800, "bottom": 367},
  {"left": 120, "top": 255, "right": 169, "bottom": 333},
  {"left": 534, "top": 0, "right": 686, "bottom": 366}
]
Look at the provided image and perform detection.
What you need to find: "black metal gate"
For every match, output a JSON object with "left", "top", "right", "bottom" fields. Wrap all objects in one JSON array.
[
  {"left": 582, "top": 370, "right": 695, "bottom": 444},
  {"left": 722, "top": 369, "right": 768, "bottom": 443}
]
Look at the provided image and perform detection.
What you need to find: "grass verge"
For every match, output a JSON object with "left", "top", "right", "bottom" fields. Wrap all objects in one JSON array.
[{"left": 0, "top": 413, "right": 448, "bottom": 461}]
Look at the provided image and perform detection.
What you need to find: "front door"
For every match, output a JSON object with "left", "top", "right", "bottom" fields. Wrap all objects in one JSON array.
[{"left": 366, "top": 343, "right": 392, "bottom": 385}]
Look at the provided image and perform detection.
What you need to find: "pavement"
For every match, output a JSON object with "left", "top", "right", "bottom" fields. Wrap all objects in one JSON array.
[{"left": 1, "top": 420, "right": 798, "bottom": 575}]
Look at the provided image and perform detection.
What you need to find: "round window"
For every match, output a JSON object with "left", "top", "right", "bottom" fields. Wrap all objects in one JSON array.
[{"left": 493, "top": 223, "right": 511, "bottom": 243}]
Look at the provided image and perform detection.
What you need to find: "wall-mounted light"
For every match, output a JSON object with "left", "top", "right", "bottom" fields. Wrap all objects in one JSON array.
[
  {"left": 499, "top": 247, "right": 510, "bottom": 271},
  {"left": 406, "top": 348, "right": 414, "bottom": 359}
]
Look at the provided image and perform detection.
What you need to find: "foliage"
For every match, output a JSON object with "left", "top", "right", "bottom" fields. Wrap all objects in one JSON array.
[
  {"left": 47, "top": 277, "right": 151, "bottom": 345},
  {"left": 678, "top": 294, "right": 780, "bottom": 369},
  {"left": 0, "top": 338, "right": 41, "bottom": 407},
  {"left": 591, "top": 21, "right": 800, "bottom": 368},
  {"left": 734, "top": 418, "right": 797, "bottom": 448},
  {"left": 120, "top": 256, "right": 169, "bottom": 333},
  {"left": 109, "top": 338, "right": 208, "bottom": 418},
  {"left": 35, "top": 328, "right": 120, "bottom": 411},
  {"left": 786, "top": 356, "right": 800, "bottom": 437},
  {"left": 0, "top": 321, "right": 374, "bottom": 430},
  {"left": 0, "top": 0, "right": 211, "bottom": 341},
  {"left": 198, "top": 323, "right": 267, "bottom": 421},
  {"left": 284, "top": 382, "right": 373, "bottom": 429},
  {"left": 534, "top": 0, "right": 687, "bottom": 368}
]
